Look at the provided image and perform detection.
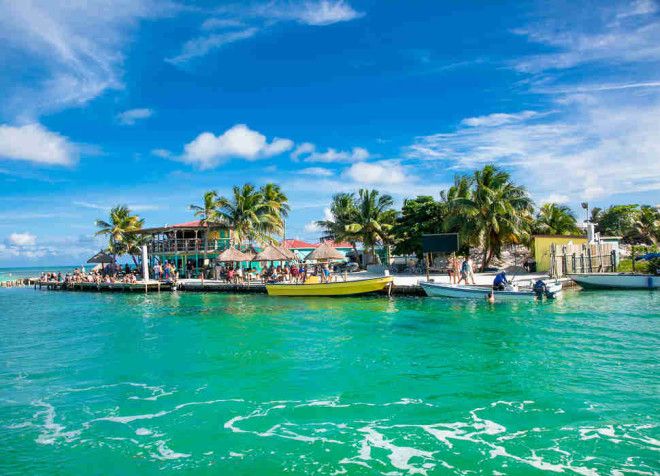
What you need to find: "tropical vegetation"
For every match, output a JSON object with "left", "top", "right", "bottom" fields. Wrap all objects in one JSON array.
[
  {"left": 94, "top": 205, "right": 146, "bottom": 265},
  {"left": 533, "top": 203, "right": 581, "bottom": 236},
  {"left": 317, "top": 189, "right": 397, "bottom": 264}
]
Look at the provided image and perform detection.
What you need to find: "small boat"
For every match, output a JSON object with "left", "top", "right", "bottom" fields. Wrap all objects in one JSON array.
[
  {"left": 266, "top": 276, "right": 394, "bottom": 297},
  {"left": 420, "top": 281, "right": 562, "bottom": 301},
  {"left": 569, "top": 273, "right": 658, "bottom": 290}
]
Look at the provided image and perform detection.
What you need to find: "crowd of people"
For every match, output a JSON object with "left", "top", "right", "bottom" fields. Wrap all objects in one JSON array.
[
  {"left": 39, "top": 263, "right": 153, "bottom": 285},
  {"left": 207, "top": 262, "right": 338, "bottom": 284}
]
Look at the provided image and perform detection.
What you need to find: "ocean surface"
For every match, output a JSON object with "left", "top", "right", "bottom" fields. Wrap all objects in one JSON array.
[{"left": 0, "top": 287, "right": 658, "bottom": 475}]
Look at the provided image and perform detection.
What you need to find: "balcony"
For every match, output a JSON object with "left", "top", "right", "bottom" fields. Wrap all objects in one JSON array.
[{"left": 148, "top": 238, "right": 232, "bottom": 255}]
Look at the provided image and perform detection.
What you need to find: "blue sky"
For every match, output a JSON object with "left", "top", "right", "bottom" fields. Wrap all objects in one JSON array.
[{"left": 0, "top": 0, "right": 659, "bottom": 266}]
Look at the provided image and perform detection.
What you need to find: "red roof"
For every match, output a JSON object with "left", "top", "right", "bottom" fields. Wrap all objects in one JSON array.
[
  {"left": 283, "top": 239, "right": 318, "bottom": 249},
  {"left": 171, "top": 220, "right": 203, "bottom": 228}
]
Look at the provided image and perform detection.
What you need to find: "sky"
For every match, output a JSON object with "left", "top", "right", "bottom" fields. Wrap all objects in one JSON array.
[{"left": 0, "top": 0, "right": 659, "bottom": 266}]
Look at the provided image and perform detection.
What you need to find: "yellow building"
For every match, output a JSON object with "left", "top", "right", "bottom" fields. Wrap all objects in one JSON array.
[{"left": 532, "top": 235, "right": 587, "bottom": 272}]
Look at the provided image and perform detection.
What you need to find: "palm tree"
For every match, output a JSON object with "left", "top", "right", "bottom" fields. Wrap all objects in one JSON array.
[
  {"left": 450, "top": 165, "right": 534, "bottom": 270},
  {"left": 534, "top": 203, "right": 581, "bottom": 235},
  {"left": 189, "top": 190, "right": 220, "bottom": 257},
  {"left": 631, "top": 205, "right": 659, "bottom": 245},
  {"left": 260, "top": 183, "right": 290, "bottom": 240},
  {"left": 95, "top": 205, "right": 145, "bottom": 262},
  {"left": 316, "top": 192, "right": 360, "bottom": 258},
  {"left": 345, "top": 189, "right": 397, "bottom": 265},
  {"left": 215, "top": 184, "right": 277, "bottom": 247}
]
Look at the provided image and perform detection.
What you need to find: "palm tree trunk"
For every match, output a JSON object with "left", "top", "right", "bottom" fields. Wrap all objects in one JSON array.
[{"left": 481, "top": 241, "right": 489, "bottom": 272}]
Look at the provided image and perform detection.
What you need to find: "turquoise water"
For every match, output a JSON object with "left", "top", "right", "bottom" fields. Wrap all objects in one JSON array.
[{"left": 0, "top": 288, "right": 658, "bottom": 475}]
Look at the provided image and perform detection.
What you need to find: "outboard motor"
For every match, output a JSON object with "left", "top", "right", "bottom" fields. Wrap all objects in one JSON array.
[{"left": 533, "top": 280, "right": 547, "bottom": 299}]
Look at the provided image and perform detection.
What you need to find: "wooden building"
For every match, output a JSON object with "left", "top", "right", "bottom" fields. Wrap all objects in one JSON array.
[{"left": 139, "top": 220, "right": 232, "bottom": 276}]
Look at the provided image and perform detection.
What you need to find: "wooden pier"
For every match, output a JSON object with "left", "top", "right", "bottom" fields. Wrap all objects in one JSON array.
[{"left": 34, "top": 281, "right": 172, "bottom": 292}]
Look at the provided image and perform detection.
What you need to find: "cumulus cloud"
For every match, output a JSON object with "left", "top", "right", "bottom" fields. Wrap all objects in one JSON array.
[
  {"left": 291, "top": 142, "right": 316, "bottom": 160},
  {"left": 179, "top": 124, "right": 293, "bottom": 169},
  {"left": 294, "top": 143, "right": 370, "bottom": 163},
  {"left": 343, "top": 160, "right": 409, "bottom": 185},
  {"left": 0, "top": 123, "right": 77, "bottom": 166},
  {"left": 116, "top": 108, "right": 154, "bottom": 125},
  {"left": 9, "top": 232, "right": 37, "bottom": 247}
]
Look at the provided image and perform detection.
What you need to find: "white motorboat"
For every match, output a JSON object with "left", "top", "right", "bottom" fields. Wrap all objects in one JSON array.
[
  {"left": 419, "top": 281, "right": 562, "bottom": 301},
  {"left": 569, "top": 273, "right": 658, "bottom": 290}
]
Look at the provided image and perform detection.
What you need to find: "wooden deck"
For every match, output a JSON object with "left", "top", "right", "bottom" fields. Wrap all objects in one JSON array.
[{"left": 34, "top": 281, "right": 172, "bottom": 292}]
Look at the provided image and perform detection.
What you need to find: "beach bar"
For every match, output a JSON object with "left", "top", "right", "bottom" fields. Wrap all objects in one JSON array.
[{"left": 139, "top": 220, "right": 233, "bottom": 277}]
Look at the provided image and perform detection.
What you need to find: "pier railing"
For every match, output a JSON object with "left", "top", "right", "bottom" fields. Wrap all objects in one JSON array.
[{"left": 549, "top": 243, "right": 616, "bottom": 277}]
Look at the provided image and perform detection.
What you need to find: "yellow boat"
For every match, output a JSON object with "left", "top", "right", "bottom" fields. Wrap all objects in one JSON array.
[{"left": 266, "top": 276, "right": 394, "bottom": 296}]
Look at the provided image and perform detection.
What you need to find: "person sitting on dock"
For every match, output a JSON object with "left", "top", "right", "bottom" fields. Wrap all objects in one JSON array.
[{"left": 493, "top": 271, "right": 509, "bottom": 291}]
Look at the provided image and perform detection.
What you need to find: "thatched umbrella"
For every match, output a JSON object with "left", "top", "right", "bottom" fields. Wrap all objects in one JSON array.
[
  {"left": 253, "top": 245, "right": 290, "bottom": 262},
  {"left": 304, "top": 242, "right": 345, "bottom": 261},
  {"left": 276, "top": 244, "right": 298, "bottom": 261},
  {"left": 87, "top": 250, "right": 115, "bottom": 264},
  {"left": 217, "top": 246, "right": 252, "bottom": 262}
]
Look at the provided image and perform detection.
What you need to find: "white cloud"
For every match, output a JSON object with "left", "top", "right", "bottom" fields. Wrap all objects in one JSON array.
[
  {"left": 297, "top": 167, "right": 334, "bottom": 177},
  {"left": 166, "top": 28, "right": 259, "bottom": 65},
  {"left": 0, "top": 0, "right": 172, "bottom": 118},
  {"left": 169, "top": 1, "right": 362, "bottom": 64},
  {"left": 180, "top": 124, "right": 294, "bottom": 169},
  {"left": 291, "top": 142, "right": 316, "bottom": 160},
  {"left": 513, "top": 2, "right": 660, "bottom": 73},
  {"left": 0, "top": 123, "right": 77, "bottom": 166},
  {"left": 461, "top": 111, "right": 539, "bottom": 127},
  {"left": 116, "top": 108, "right": 154, "bottom": 125},
  {"left": 304, "top": 221, "right": 322, "bottom": 233},
  {"left": 343, "top": 161, "right": 409, "bottom": 185},
  {"left": 268, "top": 0, "right": 363, "bottom": 26},
  {"left": 295, "top": 143, "right": 370, "bottom": 163},
  {"left": 151, "top": 148, "right": 173, "bottom": 158},
  {"left": 407, "top": 97, "right": 660, "bottom": 201},
  {"left": 9, "top": 232, "right": 37, "bottom": 247}
]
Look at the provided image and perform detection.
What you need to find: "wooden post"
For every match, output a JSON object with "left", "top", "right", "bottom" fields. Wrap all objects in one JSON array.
[{"left": 425, "top": 253, "right": 430, "bottom": 281}]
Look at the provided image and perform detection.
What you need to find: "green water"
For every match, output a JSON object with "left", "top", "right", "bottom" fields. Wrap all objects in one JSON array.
[{"left": 0, "top": 288, "right": 658, "bottom": 475}]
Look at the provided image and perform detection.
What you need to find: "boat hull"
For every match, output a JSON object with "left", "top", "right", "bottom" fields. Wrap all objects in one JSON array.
[
  {"left": 419, "top": 282, "right": 555, "bottom": 301},
  {"left": 569, "top": 273, "right": 658, "bottom": 290},
  {"left": 266, "top": 276, "right": 393, "bottom": 296}
]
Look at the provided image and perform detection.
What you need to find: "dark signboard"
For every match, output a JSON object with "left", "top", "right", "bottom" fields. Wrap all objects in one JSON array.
[{"left": 421, "top": 233, "right": 459, "bottom": 253}]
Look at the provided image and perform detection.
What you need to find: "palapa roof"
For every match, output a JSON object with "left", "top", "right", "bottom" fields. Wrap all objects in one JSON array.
[
  {"left": 216, "top": 246, "right": 252, "bottom": 262},
  {"left": 87, "top": 250, "right": 115, "bottom": 264},
  {"left": 304, "top": 242, "right": 345, "bottom": 261},
  {"left": 253, "top": 244, "right": 291, "bottom": 262}
]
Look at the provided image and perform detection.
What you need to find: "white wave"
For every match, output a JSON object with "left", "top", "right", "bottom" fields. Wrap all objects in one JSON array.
[
  {"left": 150, "top": 440, "right": 191, "bottom": 460},
  {"left": 135, "top": 428, "right": 152, "bottom": 436},
  {"left": 356, "top": 426, "right": 436, "bottom": 475},
  {"left": 33, "top": 401, "right": 81, "bottom": 445}
]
